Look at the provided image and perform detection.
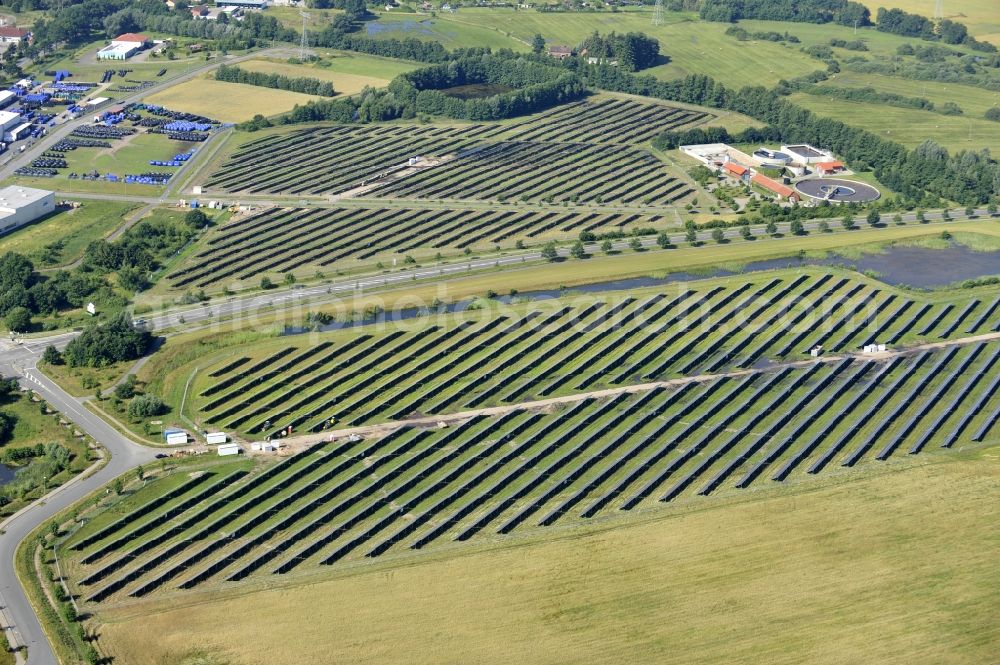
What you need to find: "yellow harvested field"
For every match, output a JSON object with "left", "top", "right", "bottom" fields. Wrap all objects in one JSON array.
[
  {"left": 96, "top": 448, "right": 1000, "bottom": 665},
  {"left": 143, "top": 78, "right": 324, "bottom": 123},
  {"left": 857, "top": 0, "right": 1000, "bottom": 44},
  {"left": 239, "top": 59, "right": 391, "bottom": 95}
]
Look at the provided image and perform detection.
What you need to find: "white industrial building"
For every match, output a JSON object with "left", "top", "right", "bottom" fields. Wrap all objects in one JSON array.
[
  {"left": 0, "top": 186, "right": 56, "bottom": 234},
  {"left": 218, "top": 443, "right": 242, "bottom": 456},
  {"left": 5, "top": 121, "right": 30, "bottom": 142},
  {"left": 217, "top": 0, "right": 268, "bottom": 7},
  {"left": 781, "top": 144, "right": 834, "bottom": 165},
  {"left": 0, "top": 90, "right": 15, "bottom": 109},
  {"left": 0, "top": 110, "right": 21, "bottom": 134},
  {"left": 97, "top": 33, "right": 151, "bottom": 60}
]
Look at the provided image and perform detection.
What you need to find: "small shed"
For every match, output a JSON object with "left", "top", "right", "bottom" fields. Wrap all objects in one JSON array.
[
  {"left": 164, "top": 427, "right": 188, "bottom": 445},
  {"left": 205, "top": 432, "right": 227, "bottom": 445},
  {"left": 217, "top": 443, "right": 241, "bottom": 456}
]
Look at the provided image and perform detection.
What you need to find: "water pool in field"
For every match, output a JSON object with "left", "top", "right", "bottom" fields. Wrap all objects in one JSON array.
[
  {"left": 519, "top": 244, "right": 1000, "bottom": 296},
  {"left": 281, "top": 244, "right": 1000, "bottom": 336},
  {"left": 440, "top": 83, "right": 516, "bottom": 99},
  {"left": 0, "top": 462, "right": 16, "bottom": 486}
]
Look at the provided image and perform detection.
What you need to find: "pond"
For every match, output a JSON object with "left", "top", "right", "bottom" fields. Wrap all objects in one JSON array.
[
  {"left": 846, "top": 244, "right": 1000, "bottom": 288},
  {"left": 520, "top": 243, "right": 1000, "bottom": 294},
  {"left": 0, "top": 462, "right": 16, "bottom": 486},
  {"left": 440, "top": 83, "right": 516, "bottom": 99},
  {"left": 281, "top": 244, "right": 1000, "bottom": 336}
]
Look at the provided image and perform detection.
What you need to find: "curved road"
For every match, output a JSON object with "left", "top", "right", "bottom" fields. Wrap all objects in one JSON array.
[{"left": 0, "top": 347, "right": 156, "bottom": 665}]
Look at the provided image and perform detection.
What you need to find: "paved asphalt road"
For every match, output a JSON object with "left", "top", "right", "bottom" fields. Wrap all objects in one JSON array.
[
  {"left": 146, "top": 206, "right": 989, "bottom": 332},
  {"left": 0, "top": 347, "right": 157, "bottom": 665}
]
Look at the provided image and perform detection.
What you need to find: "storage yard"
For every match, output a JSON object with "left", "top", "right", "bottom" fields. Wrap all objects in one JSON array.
[{"left": 8, "top": 100, "right": 220, "bottom": 193}]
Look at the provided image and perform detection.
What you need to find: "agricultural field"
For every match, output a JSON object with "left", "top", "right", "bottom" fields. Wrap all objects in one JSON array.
[
  {"left": 238, "top": 55, "right": 416, "bottom": 96},
  {"left": 856, "top": 0, "right": 1000, "bottom": 44},
  {"left": 166, "top": 206, "right": 666, "bottom": 289},
  {"left": 738, "top": 17, "right": 987, "bottom": 59},
  {"left": 202, "top": 97, "right": 708, "bottom": 201},
  {"left": 311, "top": 50, "right": 423, "bottom": 80},
  {"left": 821, "top": 72, "right": 1000, "bottom": 119},
  {"left": 153, "top": 268, "right": 1000, "bottom": 440},
  {"left": 789, "top": 92, "right": 1000, "bottom": 154},
  {"left": 268, "top": 5, "right": 344, "bottom": 30},
  {"left": 62, "top": 331, "right": 1000, "bottom": 609},
  {"left": 363, "top": 11, "right": 534, "bottom": 51},
  {"left": 0, "top": 199, "right": 138, "bottom": 267},
  {"left": 143, "top": 77, "right": 326, "bottom": 124},
  {"left": 789, "top": 71, "right": 1000, "bottom": 153},
  {"left": 364, "top": 9, "right": 823, "bottom": 88}
]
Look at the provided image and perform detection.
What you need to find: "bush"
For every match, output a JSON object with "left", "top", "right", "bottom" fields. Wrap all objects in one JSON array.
[
  {"left": 4, "top": 306, "right": 31, "bottom": 332},
  {"left": 63, "top": 313, "right": 151, "bottom": 368},
  {"left": 42, "top": 345, "right": 63, "bottom": 365},
  {"left": 128, "top": 394, "right": 167, "bottom": 420},
  {"left": 114, "top": 374, "right": 137, "bottom": 400},
  {"left": 185, "top": 209, "right": 210, "bottom": 229},
  {"left": 541, "top": 242, "right": 558, "bottom": 262}
]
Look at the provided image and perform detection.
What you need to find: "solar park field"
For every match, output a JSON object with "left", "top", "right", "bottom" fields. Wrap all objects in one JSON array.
[
  {"left": 64, "top": 344, "right": 1000, "bottom": 606},
  {"left": 201, "top": 97, "right": 705, "bottom": 202},
  {"left": 166, "top": 206, "right": 665, "bottom": 288},
  {"left": 181, "top": 269, "right": 998, "bottom": 438},
  {"left": 58, "top": 267, "right": 1000, "bottom": 613}
]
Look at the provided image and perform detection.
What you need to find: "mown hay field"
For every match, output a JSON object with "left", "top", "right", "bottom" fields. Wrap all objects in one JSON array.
[{"left": 143, "top": 78, "right": 325, "bottom": 123}]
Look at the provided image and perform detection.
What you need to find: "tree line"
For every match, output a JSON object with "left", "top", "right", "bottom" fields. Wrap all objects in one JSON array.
[
  {"left": 699, "top": 0, "right": 871, "bottom": 27},
  {"left": 803, "top": 85, "right": 964, "bottom": 115},
  {"left": 876, "top": 8, "right": 996, "bottom": 52},
  {"left": 245, "top": 52, "right": 586, "bottom": 128},
  {"left": 725, "top": 26, "right": 800, "bottom": 43},
  {"left": 578, "top": 31, "right": 660, "bottom": 72},
  {"left": 577, "top": 64, "right": 998, "bottom": 206},
  {"left": 216, "top": 64, "right": 337, "bottom": 97}
]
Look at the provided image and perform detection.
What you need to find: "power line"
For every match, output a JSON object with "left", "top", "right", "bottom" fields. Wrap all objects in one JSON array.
[{"left": 653, "top": 0, "right": 663, "bottom": 26}]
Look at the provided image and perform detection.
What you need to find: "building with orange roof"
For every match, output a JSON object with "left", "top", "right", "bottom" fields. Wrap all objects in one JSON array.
[
  {"left": 816, "top": 161, "right": 846, "bottom": 175},
  {"left": 722, "top": 161, "right": 751, "bottom": 182},
  {"left": 751, "top": 173, "right": 799, "bottom": 202}
]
